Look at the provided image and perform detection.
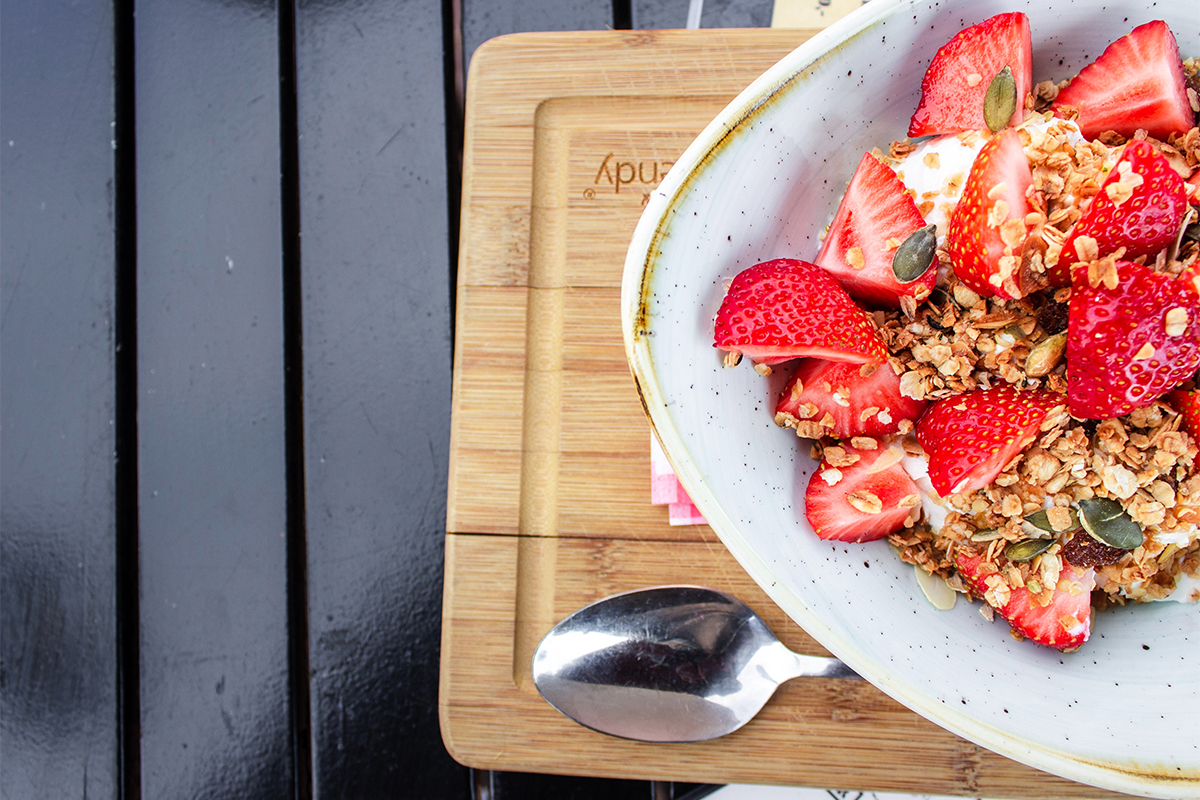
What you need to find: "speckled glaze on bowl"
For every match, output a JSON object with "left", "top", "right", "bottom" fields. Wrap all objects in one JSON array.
[{"left": 622, "top": 2, "right": 1200, "bottom": 797}]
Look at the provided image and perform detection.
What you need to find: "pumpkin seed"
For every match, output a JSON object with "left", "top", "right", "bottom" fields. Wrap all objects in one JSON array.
[
  {"left": 1021, "top": 507, "right": 1079, "bottom": 539},
  {"left": 1077, "top": 497, "right": 1143, "bottom": 550},
  {"left": 1024, "top": 331, "right": 1067, "bottom": 377},
  {"left": 1005, "top": 537, "right": 1054, "bottom": 562},
  {"left": 970, "top": 527, "right": 1004, "bottom": 542},
  {"left": 892, "top": 224, "right": 938, "bottom": 284},
  {"left": 984, "top": 66, "right": 1018, "bottom": 132},
  {"left": 1001, "top": 324, "right": 1027, "bottom": 341},
  {"left": 1022, "top": 510, "right": 1054, "bottom": 532},
  {"left": 1019, "top": 519, "right": 1052, "bottom": 539}
]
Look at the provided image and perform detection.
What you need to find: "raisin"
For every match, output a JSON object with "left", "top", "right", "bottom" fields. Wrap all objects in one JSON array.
[
  {"left": 1061, "top": 531, "right": 1124, "bottom": 568},
  {"left": 1035, "top": 293, "right": 1069, "bottom": 335},
  {"left": 1185, "top": 64, "right": 1200, "bottom": 98}
]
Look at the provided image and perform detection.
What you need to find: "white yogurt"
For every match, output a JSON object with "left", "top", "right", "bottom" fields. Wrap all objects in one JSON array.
[
  {"left": 1166, "top": 571, "right": 1200, "bottom": 603},
  {"left": 892, "top": 133, "right": 984, "bottom": 242},
  {"left": 900, "top": 453, "right": 950, "bottom": 533},
  {"left": 890, "top": 117, "right": 1090, "bottom": 244}
]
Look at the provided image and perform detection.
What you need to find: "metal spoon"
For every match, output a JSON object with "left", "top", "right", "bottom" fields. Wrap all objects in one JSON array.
[{"left": 531, "top": 585, "right": 861, "bottom": 743}]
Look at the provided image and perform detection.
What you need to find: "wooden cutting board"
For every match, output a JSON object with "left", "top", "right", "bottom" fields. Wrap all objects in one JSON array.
[{"left": 440, "top": 30, "right": 1126, "bottom": 798}]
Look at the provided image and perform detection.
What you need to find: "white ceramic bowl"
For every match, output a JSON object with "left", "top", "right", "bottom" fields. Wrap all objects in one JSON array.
[{"left": 622, "top": 2, "right": 1200, "bottom": 797}]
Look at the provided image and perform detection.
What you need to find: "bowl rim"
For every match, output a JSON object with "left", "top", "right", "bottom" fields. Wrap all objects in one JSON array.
[{"left": 620, "top": 1, "right": 1200, "bottom": 796}]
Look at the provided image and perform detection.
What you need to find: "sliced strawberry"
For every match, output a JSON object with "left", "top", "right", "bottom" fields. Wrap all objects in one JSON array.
[
  {"left": 1168, "top": 389, "right": 1200, "bottom": 441},
  {"left": 1002, "top": 566, "right": 1094, "bottom": 651},
  {"left": 908, "top": 12, "right": 1032, "bottom": 138},
  {"left": 814, "top": 152, "right": 935, "bottom": 308},
  {"left": 713, "top": 259, "right": 888, "bottom": 366},
  {"left": 956, "top": 551, "right": 1094, "bottom": 651},
  {"left": 946, "top": 128, "right": 1033, "bottom": 299},
  {"left": 915, "top": 386, "right": 1065, "bottom": 497},
  {"left": 775, "top": 358, "right": 926, "bottom": 439},
  {"left": 1181, "top": 261, "right": 1200, "bottom": 297},
  {"left": 1054, "top": 140, "right": 1188, "bottom": 285},
  {"left": 1051, "top": 20, "right": 1194, "bottom": 142},
  {"left": 804, "top": 443, "right": 918, "bottom": 543},
  {"left": 1067, "top": 260, "right": 1200, "bottom": 419}
]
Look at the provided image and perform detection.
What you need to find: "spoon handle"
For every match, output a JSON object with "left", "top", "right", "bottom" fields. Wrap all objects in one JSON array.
[{"left": 785, "top": 651, "right": 863, "bottom": 681}]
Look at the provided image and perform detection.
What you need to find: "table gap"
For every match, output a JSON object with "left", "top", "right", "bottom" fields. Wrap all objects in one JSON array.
[
  {"left": 113, "top": 0, "right": 142, "bottom": 795},
  {"left": 277, "top": 2, "right": 313, "bottom": 798},
  {"left": 613, "top": 0, "right": 634, "bottom": 29},
  {"left": 445, "top": 0, "right": 466, "bottom": 346}
]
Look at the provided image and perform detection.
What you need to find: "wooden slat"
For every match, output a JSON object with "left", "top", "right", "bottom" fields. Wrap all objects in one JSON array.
[
  {"left": 134, "top": 2, "right": 293, "bottom": 796},
  {"left": 0, "top": 1, "right": 120, "bottom": 796},
  {"left": 293, "top": 2, "right": 471, "bottom": 797}
]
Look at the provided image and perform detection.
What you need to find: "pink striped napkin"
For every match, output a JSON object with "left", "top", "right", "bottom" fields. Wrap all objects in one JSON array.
[{"left": 650, "top": 434, "right": 708, "bottom": 525}]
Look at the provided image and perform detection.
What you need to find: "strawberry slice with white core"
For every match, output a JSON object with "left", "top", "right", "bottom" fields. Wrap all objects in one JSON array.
[
  {"left": 915, "top": 386, "right": 1065, "bottom": 497},
  {"left": 908, "top": 12, "right": 1032, "bottom": 138},
  {"left": 1052, "top": 20, "right": 1194, "bottom": 142},
  {"left": 815, "top": 152, "right": 935, "bottom": 308},
  {"left": 956, "top": 551, "right": 1094, "bottom": 651},
  {"left": 1067, "top": 260, "right": 1200, "bottom": 420},
  {"left": 775, "top": 358, "right": 927, "bottom": 439},
  {"left": 1055, "top": 140, "right": 1188, "bottom": 285},
  {"left": 713, "top": 259, "right": 888, "bottom": 366},
  {"left": 947, "top": 127, "right": 1033, "bottom": 299},
  {"left": 805, "top": 442, "right": 919, "bottom": 543}
]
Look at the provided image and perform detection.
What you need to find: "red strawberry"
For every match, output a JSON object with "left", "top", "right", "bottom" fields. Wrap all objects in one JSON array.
[
  {"left": 1051, "top": 20, "right": 1194, "bottom": 142},
  {"left": 946, "top": 128, "right": 1033, "bottom": 299},
  {"left": 1054, "top": 140, "right": 1188, "bottom": 285},
  {"left": 814, "top": 152, "right": 935, "bottom": 308},
  {"left": 915, "top": 386, "right": 1065, "bottom": 497},
  {"left": 956, "top": 551, "right": 1094, "bottom": 651},
  {"left": 1067, "top": 260, "right": 1200, "bottom": 419},
  {"left": 1168, "top": 389, "right": 1200, "bottom": 440},
  {"left": 775, "top": 358, "right": 926, "bottom": 439},
  {"left": 1181, "top": 262, "right": 1200, "bottom": 297},
  {"left": 804, "top": 442, "right": 919, "bottom": 543},
  {"left": 908, "top": 12, "right": 1032, "bottom": 137},
  {"left": 713, "top": 259, "right": 888, "bottom": 366}
]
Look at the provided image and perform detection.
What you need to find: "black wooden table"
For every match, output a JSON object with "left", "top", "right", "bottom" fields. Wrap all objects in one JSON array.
[{"left": 1, "top": 1, "right": 771, "bottom": 798}]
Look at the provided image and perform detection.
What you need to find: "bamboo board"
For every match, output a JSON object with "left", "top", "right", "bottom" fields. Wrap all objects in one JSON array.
[{"left": 440, "top": 30, "right": 1127, "bottom": 798}]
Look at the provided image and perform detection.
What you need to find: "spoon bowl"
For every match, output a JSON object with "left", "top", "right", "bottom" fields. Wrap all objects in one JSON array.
[{"left": 531, "top": 586, "right": 859, "bottom": 742}]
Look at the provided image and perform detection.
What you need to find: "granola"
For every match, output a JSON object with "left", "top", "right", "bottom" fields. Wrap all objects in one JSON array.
[{"left": 879, "top": 112, "right": 1200, "bottom": 612}]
